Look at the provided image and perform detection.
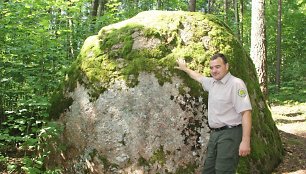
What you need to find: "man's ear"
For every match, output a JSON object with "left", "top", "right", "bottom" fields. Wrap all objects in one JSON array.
[{"left": 226, "top": 63, "right": 229, "bottom": 70}]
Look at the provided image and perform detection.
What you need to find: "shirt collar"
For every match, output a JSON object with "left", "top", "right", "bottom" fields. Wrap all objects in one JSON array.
[{"left": 213, "top": 72, "right": 231, "bottom": 84}]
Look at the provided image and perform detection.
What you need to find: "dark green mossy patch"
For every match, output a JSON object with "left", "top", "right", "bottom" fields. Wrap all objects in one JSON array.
[
  {"left": 175, "top": 162, "right": 197, "bottom": 174},
  {"left": 100, "top": 25, "right": 136, "bottom": 58},
  {"left": 65, "top": 60, "right": 83, "bottom": 92},
  {"left": 204, "top": 14, "right": 234, "bottom": 35},
  {"left": 137, "top": 156, "right": 150, "bottom": 167},
  {"left": 237, "top": 157, "right": 250, "bottom": 174},
  {"left": 89, "top": 149, "right": 119, "bottom": 171},
  {"left": 98, "top": 155, "right": 119, "bottom": 171},
  {"left": 49, "top": 90, "right": 73, "bottom": 120}
]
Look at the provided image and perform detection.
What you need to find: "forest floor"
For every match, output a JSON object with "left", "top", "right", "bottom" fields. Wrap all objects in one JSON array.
[{"left": 271, "top": 103, "right": 306, "bottom": 174}]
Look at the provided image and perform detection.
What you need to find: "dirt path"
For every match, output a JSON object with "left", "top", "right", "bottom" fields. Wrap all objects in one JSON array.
[{"left": 271, "top": 103, "right": 306, "bottom": 174}]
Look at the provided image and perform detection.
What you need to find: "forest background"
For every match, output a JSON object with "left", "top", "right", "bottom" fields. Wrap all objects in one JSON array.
[{"left": 0, "top": 0, "right": 305, "bottom": 173}]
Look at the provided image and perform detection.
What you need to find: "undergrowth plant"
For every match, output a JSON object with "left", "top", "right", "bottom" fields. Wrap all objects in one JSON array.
[
  {"left": 0, "top": 99, "right": 63, "bottom": 174},
  {"left": 269, "top": 81, "right": 306, "bottom": 105}
]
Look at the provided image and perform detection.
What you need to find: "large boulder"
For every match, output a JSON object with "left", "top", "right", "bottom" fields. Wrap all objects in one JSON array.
[{"left": 49, "top": 11, "right": 283, "bottom": 173}]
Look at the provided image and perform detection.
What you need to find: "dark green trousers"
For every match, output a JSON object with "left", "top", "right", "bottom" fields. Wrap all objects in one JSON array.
[{"left": 202, "top": 126, "right": 242, "bottom": 174}]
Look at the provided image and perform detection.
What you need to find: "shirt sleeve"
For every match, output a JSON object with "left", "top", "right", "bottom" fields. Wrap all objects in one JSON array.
[
  {"left": 199, "top": 76, "right": 214, "bottom": 92},
  {"left": 232, "top": 78, "right": 252, "bottom": 113}
]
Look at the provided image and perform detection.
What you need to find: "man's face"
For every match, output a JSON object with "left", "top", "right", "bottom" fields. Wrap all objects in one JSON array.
[{"left": 210, "top": 57, "right": 229, "bottom": 80}]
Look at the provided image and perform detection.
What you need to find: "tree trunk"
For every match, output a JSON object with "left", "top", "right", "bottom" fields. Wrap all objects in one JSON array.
[
  {"left": 239, "top": 0, "right": 244, "bottom": 45},
  {"left": 97, "top": 0, "right": 107, "bottom": 16},
  {"left": 250, "top": 0, "right": 268, "bottom": 98},
  {"left": 67, "top": 18, "right": 74, "bottom": 59},
  {"left": 90, "top": 0, "right": 99, "bottom": 32},
  {"left": 157, "top": 0, "right": 162, "bottom": 10},
  {"left": 92, "top": 0, "right": 99, "bottom": 17},
  {"left": 189, "top": 0, "right": 196, "bottom": 12},
  {"left": 207, "top": 0, "right": 211, "bottom": 13},
  {"left": 66, "top": 0, "right": 75, "bottom": 59},
  {"left": 224, "top": 0, "right": 228, "bottom": 22},
  {"left": 234, "top": 0, "right": 241, "bottom": 42},
  {"left": 276, "top": 0, "right": 282, "bottom": 90}
]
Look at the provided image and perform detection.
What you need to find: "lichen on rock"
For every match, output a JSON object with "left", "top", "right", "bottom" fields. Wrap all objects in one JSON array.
[{"left": 49, "top": 10, "right": 283, "bottom": 174}]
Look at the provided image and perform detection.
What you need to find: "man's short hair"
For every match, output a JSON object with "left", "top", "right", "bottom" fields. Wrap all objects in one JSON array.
[{"left": 211, "top": 53, "right": 228, "bottom": 64}]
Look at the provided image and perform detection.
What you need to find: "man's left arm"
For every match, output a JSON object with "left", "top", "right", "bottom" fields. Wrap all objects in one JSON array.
[{"left": 239, "top": 110, "right": 252, "bottom": 157}]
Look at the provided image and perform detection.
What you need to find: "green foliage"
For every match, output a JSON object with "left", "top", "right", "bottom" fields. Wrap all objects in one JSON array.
[
  {"left": 0, "top": 0, "right": 92, "bottom": 172},
  {"left": 269, "top": 81, "right": 306, "bottom": 104}
]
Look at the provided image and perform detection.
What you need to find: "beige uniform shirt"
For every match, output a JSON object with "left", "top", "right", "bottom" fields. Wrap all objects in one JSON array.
[{"left": 200, "top": 73, "right": 252, "bottom": 128}]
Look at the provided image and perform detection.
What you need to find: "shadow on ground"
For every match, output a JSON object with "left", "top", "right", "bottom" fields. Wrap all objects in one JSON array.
[
  {"left": 273, "top": 130, "right": 306, "bottom": 174},
  {"left": 274, "top": 118, "right": 306, "bottom": 124}
]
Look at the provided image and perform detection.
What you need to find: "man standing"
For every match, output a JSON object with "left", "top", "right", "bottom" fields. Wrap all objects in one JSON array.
[{"left": 175, "top": 53, "right": 252, "bottom": 173}]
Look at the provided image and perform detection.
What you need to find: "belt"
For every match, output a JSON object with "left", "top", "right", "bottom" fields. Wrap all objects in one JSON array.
[{"left": 210, "top": 124, "right": 241, "bottom": 132}]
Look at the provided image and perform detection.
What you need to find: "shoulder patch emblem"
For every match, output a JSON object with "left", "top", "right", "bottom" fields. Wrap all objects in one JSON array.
[{"left": 238, "top": 89, "right": 247, "bottom": 97}]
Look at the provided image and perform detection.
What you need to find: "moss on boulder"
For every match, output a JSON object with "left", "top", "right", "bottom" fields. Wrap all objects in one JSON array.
[{"left": 49, "top": 11, "right": 283, "bottom": 173}]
